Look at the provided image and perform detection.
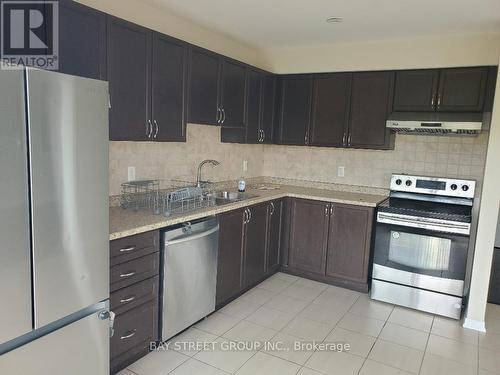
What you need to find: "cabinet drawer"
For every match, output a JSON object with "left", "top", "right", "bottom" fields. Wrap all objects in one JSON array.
[
  {"left": 111, "top": 276, "right": 159, "bottom": 315},
  {"left": 110, "top": 300, "right": 158, "bottom": 360},
  {"left": 110, "top": 230, "right": 159, "bottom": 266},
  {"left": 111, "top": 253, "right": 160, "bottom": 292}
]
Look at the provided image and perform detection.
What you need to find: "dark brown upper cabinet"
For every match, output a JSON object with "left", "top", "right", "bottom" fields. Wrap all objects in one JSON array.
[
  {"left": 310, "top": 73, "right": 351, "bottom": 147},
  {"left": 151, "top": 33, "right": 188, "bottom": 142},
  {"left": 348, "top": 71, "right": 395, "bottom": 150},
  {"left": 261, "top": 75, "right": 277, "bottom": 144},
  {"left": 216, "top": 208, "right": 245, "bottom": 306},
  {"left": 107, "top": 17, "right": 152, "bottom": 141},
  {"left": 276, "top": 75, "right": 313, "bottom": 145},
  {"left": 325, "top": 204, "right": 374, "bottom": 285},
  {"left": 245, "top": 69, "right": 264, "bottom": 144},
  {"left": 393, "top": 69, "right": 439, "bottom": 112},
  {"left": 58, "top": 0, "right": 107, "bottom": 80},
  {"left": 108, "top": 17, "right": 187, "bottom": 142},
  {"left": 244, "top": 204, "right": 268, "bottom": 287},
  {"left": 187, "top": 47, "right": 221, "bottom": 125},
  {"left": 436, "top": 67, "right": 488, "bottom": 112},
  {"left": 219, "top": 59, "right": 247, "bottom": 128},
  {"left": 288, "top": 199, "right": 329, "bottom": 275}
]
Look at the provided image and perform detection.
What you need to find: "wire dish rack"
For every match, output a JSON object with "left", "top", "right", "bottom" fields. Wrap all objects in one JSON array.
[{"left": 120, "top": 179, "right": 216, "bottom": 216}]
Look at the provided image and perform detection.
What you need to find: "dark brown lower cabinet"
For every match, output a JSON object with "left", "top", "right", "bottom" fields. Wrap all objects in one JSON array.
[
  {"left": 216, "top": 208, "right": 245, "bottom": 306},
  {"left": 288, "top": 199, "right": 330, "bottom": 275},
  {"left": 267, "top": 200, "right": 283, "bottom": 272},
  {"left": 109, "top": 231, "right": 160, "bottom": 374},
  {"left": 216, "top": 200, "right": 283, "bottom": 307},
  {"left": 325, "top": 204, "right": 374, "bottom": 286},
  {"left": 283, "top": 198, "right": 374, "bottom": 292},
  {"left": 244, "top": 203, "right": 269, "bottom": 287}
]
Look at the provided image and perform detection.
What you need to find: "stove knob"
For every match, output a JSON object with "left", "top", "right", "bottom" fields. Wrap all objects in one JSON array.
[
  {"left": 462, "top": 185, "right": 469, "bottom": 192},
  {"left": 395, "top": 179, "right": 402, "bottom": 185},
  {"left": 450, "top": 184, "right": 458, "bottom": 191},
  {"left": 405, "top": 180, "right": 412, "bottom": 186}
]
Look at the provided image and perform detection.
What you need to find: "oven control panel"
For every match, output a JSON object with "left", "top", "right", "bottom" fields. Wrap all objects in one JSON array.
[{"left": 390, "top": 174, "right": 475, "bottom": 199}]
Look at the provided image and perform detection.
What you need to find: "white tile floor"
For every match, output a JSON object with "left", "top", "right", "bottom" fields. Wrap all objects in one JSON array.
[{"left": 118, "top": 273, "right": 500, "bottom": 375}]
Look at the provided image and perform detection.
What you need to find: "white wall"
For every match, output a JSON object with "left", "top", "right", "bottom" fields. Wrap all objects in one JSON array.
[
  {"left": 261, "top": 33, "right": 500, "bottom": 73},
  {"left": 465, "top": 56, "right": 500, "bottom": 330}
]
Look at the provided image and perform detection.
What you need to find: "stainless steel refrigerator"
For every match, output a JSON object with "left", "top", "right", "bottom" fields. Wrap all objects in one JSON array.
[{"left": 0, "top": 66, "right": 110, "bottom": 374}]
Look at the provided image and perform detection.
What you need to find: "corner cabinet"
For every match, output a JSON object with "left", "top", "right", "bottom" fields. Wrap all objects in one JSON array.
[
  {"left": 108, "top": 18, "right": 187, "bottom": 142},
  {"left": 283, "top": 198, "right": 374, "bottom": 292}
]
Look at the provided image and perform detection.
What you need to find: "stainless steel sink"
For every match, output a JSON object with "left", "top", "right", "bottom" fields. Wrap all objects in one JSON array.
[{"left": 208, "top": 190, "right": 257, "bottom": 205}]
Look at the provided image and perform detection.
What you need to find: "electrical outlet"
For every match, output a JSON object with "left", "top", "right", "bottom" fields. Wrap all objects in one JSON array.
[
  {"left": 338, "top": 166, "right": 345, "bottom": 177},
  {"left": 127, "top": 166, "right": 136, "bottom": 181},
  {"left": 243, "top": 160, "right": 248, "bottom": 172}
]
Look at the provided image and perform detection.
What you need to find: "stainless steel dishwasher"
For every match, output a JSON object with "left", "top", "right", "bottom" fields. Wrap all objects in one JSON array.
[{"left": 161, "top": 217, "right": 219, "bottom": 340}]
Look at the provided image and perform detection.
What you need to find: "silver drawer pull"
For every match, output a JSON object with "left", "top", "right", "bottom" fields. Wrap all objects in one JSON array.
[
  {"left": 120, "top": 296, "right": 136, "bottom": 304},
  {"left": 119, "top": 246, "right": 136, "bottom": 253},
  {"left": 119, "top": 271, "right": 136, "bottom": 278},
  {"left": 120, "top": 330, "right": 136, "bottom": 340}
]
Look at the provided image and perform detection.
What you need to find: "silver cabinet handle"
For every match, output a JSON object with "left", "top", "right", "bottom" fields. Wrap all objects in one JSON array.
[
  {"left": 269, "top": 201, "right": 275, "bottom": 215},
  {"left": 119, "top": 271, "right": 136, "bottom": 278},
  {"left": 119, "top": 246, "right": 136, "bottom": 253},
  {"left": 258, "top": 129, "right": 263, "bottom": 142},
  {"left": 342, "top": 132, "right": 346, "bottom": 147},
  {"left": 262, "top": 130, "right": 265, "bottom": 142},
  {"left": 153, "top": 120, "right": 159, "bottom": 138},
  {"left": 217, "top": 108, "right": 222, "bottom": 123},
  {"left": 304, "top": 132, "right": 307, "bottom": 144},
  {"left": 243, "top": 209, "right": 248, "bottom": 224},
  {"left": 247, "top": 208, "right": 252, "bottom": 223},
  {"left": 437, "top": 94, "right": 441, "bottom": 108},
  {"left": 120, "top": 296, "right": 136, "bottom": 304},
  {"left": 324, "top": 205, "right": 329, "bottom": 216},
  {"left": 431, "top": 95, "right": 435, "bottom": 108},
  {"left": 347, "top": 133, "right": 352, "bottom": 147},
  {"left": 330, "top": 205, "right": 334, "bottom": 216},
  {"left": 221, "top": 108, "right": 226, "bottom": 124},
  {"left": 147, "top": 120, "right": 153, "bottom": 139},
  {"left": 120, "top": 330, "right": 136, "bottom": 340}
]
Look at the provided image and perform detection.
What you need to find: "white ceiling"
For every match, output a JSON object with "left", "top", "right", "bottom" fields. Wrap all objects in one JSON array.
[{"left": 142, "top": 0, "right": 500, "bottom": 48}]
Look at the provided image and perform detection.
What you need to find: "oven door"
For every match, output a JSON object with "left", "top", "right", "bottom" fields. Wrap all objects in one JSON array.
[{"left": 373, "top": 220, "right": 469, "bottom": 296}]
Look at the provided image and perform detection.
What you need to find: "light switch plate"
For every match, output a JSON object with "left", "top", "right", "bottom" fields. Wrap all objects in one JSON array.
[
  {"left": 127, "top": 166, "right": 136, "bottom": 181},
  {"left": 338, "top": 166, "right": 345, "bottom": 177}
]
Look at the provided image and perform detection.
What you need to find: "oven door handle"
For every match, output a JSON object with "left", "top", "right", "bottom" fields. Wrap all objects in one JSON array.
[{"left": 377, "top": 212, "right": 470, "bottom": 235}]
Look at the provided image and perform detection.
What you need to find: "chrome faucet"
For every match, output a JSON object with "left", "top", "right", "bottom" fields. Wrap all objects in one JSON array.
[{"left": 196, "top": 159, "right": 220, "bottom": 187}]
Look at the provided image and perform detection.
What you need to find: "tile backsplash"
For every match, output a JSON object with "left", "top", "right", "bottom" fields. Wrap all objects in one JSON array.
[{"left": 109, "top": 123, "right": 489, "bottom": 197}]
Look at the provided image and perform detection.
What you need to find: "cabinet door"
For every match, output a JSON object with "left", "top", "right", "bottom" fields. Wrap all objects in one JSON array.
[
  {"left": 188, "top": 47, "right": 220, "bottom": 125},
  {"left": 220, "top": 59, "right": 247, "bottom": 128},
  {"left": 58, "top": 0, "right": 106, "bottom": 80},
  {"left": 244, "top": 204, "right": 268, "bottom": 287},
  {"left": 392, "top": 69, "right": 439, "bottom": 112},
  {"left": 288, "top": 199, "right": 329, "bottom": 275},
  {"left": 151, "top": 33, "right": 187, "bottom": 142},
  {"left": 348, "top": 71, "right": 394, "bottom": 150},
  {"left": 107, "top": 17, "right": 152, "bottom": 141},
  {"left": 216, "top": 209, "right": 244, "bottom": 306},
  {"left": 267, "top": 200, "right": 283, "bottom": 272},
  {"left": 326, "top": 204, "right": 373, "bottom": 283},
  {"left": 437, "top": 67, "right": 488, "bottom": 112},
  {"left": 245, "top": 69, "right": 263, "bottom": 144},
  {"left": 277, "top": 75, "right": 313, "bottom": 145},
  {"left": 261, "top": 75, "right": 276, "bottom": 144},
  {"left": 310, "top": 73, "right": 351, "bottom": 147}
]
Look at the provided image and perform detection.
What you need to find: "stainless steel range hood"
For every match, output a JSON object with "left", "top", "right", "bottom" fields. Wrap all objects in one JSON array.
[{"left": 386, "top": 120, "right": 482, "bottom": 135}]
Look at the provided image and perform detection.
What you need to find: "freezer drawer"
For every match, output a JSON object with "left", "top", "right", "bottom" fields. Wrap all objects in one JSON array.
[
  {"left": 26, "top": 68, "right": 109, "bottom": 328},
  {"left": 0, "top": 306, "right": 109, "bottom": 375}
]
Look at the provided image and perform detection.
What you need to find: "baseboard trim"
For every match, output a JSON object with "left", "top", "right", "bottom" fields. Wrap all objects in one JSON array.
[{"left": 463, "top": 317, "right": 486, "bottom": 332}]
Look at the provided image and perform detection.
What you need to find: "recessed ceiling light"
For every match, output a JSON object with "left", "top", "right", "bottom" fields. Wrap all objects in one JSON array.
[{"left": 326, "top": 17, "right": 343, "bottom": 23}]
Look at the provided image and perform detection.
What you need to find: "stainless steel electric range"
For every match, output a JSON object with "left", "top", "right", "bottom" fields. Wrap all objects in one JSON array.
[{"left": 370, "top": 174, "right": 476, "bottom": 319}]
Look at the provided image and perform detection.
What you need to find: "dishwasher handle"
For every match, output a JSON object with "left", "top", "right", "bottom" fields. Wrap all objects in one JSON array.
[{"left": 164, "top": 225, "right": 219, "bottom": 247}]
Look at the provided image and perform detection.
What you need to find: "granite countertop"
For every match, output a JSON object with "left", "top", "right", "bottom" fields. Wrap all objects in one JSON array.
[{"left": 109, "top": 184, "right": 388, "bottom": 241}]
